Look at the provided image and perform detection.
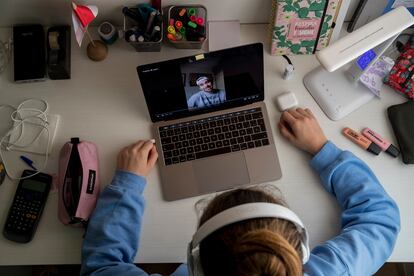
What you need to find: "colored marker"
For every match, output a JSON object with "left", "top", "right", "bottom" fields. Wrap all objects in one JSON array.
[
  {"left": 20, "top": 155, "right": 37, "bottom": 170},
  {"left": 342, "top": 128, "right": 381, "bottom": 155},
  {"left": 175, "top": 20, "right": 183, "bottom": 30},
  {"left": 188, "top": 21, "right": 197, "bottom": 29},
  {"left": 179, "top": 8, "right": 187, "bottom": 17},
  {"left": 196, "top": 17, "right": 204, "bottom": 25},
  {"left": 188, "top": 8, "right": 196, "bottom": 16},
  {"left": 169, "top": 18, "right": 175, "bottom": 26},
  {"left": 168, "top": 25, "right": 176, "bottom": 35},
  {"left": 175, "top": 32, "right": 183, "bottom": 40},
  {"left": 362, "top": 128, "right": 400, "bottom": 157},
  {"left": 167, "top": 33, "right": 177, "bottom": 41},
  {"left": 190, "top": 15, "right": 197, "bottom": 22}
]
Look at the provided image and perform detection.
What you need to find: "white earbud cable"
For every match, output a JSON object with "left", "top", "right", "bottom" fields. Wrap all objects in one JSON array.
[{"left": 0, "top": 99, "right": 51, "bottom": 180}]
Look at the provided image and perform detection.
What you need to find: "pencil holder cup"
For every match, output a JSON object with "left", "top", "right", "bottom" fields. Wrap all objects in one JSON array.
[
  {"left": 166, "top": 5, "right": 207, "bottom": 49},
  {"left": 123, "top": 4, "right": 163, "bottom": 52}
]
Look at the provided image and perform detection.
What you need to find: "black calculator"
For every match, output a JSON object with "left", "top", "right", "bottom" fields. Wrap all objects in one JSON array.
[{"left": 3, "top": 170, "right": 52, "bottom": 243}]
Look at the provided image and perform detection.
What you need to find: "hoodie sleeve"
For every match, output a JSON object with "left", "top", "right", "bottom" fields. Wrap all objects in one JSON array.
[
  {"left": 304, "top": 141, "right": 400, "bottom": 276},
  {"left": 81, "top": 170, "right": 149, "bottom": 276}
]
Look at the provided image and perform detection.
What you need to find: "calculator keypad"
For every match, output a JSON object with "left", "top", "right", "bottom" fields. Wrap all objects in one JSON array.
[{"left": 5, "top": 194, "right": 42, "bottom": 233}]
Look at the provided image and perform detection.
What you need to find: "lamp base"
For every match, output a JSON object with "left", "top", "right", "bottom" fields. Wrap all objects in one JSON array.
[{"left": 303, "top": 66, "right": 375, "bottom": 121}]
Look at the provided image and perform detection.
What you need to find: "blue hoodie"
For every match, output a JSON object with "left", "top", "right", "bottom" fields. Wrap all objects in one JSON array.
[{"left": 81, "top": 141, "right": 400, "bottom": 276}]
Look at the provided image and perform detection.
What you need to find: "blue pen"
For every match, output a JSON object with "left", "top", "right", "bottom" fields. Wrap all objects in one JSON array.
[{"left": 20, "top": 155, "right": 37, "bottom": 171}]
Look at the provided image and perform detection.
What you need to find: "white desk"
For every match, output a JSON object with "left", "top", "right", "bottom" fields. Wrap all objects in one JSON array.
[{"left": 0, "top": 24, "right": 413, "bottom": 265}]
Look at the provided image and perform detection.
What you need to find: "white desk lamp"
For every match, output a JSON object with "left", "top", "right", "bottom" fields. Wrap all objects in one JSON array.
[{"left": 304, "top": 6, "right": 414, "bottom": 121}]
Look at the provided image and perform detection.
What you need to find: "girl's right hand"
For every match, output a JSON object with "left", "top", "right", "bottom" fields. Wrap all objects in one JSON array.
[{"left": 278, "top": 108, "right": 328, "bottom": 156}]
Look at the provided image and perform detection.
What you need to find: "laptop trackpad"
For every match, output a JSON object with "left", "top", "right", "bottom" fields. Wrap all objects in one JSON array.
[{"left": 194, "top": 152, "right": 250, "bottom": 193}]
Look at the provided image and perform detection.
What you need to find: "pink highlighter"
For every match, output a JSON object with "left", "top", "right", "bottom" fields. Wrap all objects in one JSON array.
[{"left": 362, "top": 128, "right": 400, "bottom": 158}]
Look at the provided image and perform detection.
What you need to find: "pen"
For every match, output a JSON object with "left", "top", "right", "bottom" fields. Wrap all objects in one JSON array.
[
  {"left": 342, "top": 127, "right": 381, "bottom": 155},
  {"left": 362, "top": 128, "right": 400, "bottom": 157},
  {"left": 20, "top": 155, "right": 37, "bottom": 171},
  {"left": 149, "top": 25, "right": 161, "bottom": 41},
  {"left": 145, "top": 11, "right": 157, "bottom": 34}
]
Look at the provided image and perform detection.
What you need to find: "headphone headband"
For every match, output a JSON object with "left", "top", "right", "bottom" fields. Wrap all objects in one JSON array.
[
  {"left": 196, "top": 76, "right": 209, "bottom": 85},
  {"left": 188, "top": 203, "right": 310, "bottom": 276}
]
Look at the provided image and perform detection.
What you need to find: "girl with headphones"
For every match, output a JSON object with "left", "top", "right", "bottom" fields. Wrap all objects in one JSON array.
[{"left": 81, "top": 108, "right": 400, "bottom": 276}]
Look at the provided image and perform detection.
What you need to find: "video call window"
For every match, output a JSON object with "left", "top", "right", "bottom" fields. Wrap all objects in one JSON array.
[{"left": 181, "top": 57, "right": 227, "bottom": 111}]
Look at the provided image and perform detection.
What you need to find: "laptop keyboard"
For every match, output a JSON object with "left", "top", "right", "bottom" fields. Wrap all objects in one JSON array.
[{"left": 159, "top": 108, "right": 270, "bottom": 166}]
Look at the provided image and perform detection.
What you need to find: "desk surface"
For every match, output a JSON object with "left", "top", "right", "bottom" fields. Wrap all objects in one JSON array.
[{"left": 0, "top": 24, "right": 413, "bottom": 265}]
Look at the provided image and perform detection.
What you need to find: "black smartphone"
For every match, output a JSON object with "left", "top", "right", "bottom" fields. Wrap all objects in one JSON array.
[
  {"left": 3, "top": 170, "right": 52, "bottom": 243},
  {"left": 13, "top": 25, "right": 46, "bottom": 82}
]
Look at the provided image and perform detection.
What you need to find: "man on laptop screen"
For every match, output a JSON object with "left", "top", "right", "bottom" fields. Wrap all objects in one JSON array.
[{"left": 187, "top": 76, "right": 226, "bottom": 110}]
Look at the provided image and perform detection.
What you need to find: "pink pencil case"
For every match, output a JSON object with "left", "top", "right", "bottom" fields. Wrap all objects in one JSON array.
[{"left": 58, "top": 138, "right": 100, "bottom": 227}]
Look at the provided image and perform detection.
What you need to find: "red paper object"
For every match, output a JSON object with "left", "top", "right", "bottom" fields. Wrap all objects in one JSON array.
[{"left": 72, "top": 3, "right": 97, "bottom": 28}]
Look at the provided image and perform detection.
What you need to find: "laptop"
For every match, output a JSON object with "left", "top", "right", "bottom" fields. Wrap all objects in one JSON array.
[{"left": 137, "top": 43, "right": 282, "bottom": 201}]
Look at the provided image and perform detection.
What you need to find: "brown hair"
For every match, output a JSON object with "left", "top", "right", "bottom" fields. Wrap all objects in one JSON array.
[{"left": 198, "top": 188, "right": 303, "bottom": 276}]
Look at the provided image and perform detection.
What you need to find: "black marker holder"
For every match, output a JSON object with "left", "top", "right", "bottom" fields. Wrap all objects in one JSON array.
[{"left": 123, "top": 4, "right": 163, "bottom": 52}]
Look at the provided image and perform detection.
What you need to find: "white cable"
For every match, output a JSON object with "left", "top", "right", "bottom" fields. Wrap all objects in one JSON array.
[{"left": 0, "top": 99, "right": 51, "bottom": 180}]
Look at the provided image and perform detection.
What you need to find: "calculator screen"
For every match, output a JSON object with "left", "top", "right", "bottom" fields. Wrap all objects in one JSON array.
[{"left": 22, "top": 180, "right": 47, "bottom": 192}]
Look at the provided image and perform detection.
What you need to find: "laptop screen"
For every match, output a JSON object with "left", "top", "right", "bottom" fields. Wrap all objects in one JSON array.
[{"left": 137, "top": 43, "right": 264, "bottom": 122}]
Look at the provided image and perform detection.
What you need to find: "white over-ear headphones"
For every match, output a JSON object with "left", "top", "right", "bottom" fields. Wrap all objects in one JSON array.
[{"left": 187, "top": 203, "right": 310, "bottom": 276}]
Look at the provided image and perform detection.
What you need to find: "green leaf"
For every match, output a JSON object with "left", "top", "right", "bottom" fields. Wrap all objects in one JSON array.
[
  {"left": 320, "top": 23, "right": 329, "bottom": 34},
  {"left": 309, "top": 1, "right": 326, "bottom": 11},
  {"left": 315, "top": 10, "right": 322, "bottom": 18},
  {"left": 291, "top": 44, "right": 301, "bottom": 54},
  {"left": 293, "top": 2, "right": 300, "bottom": 9},
  {"left": 298, "top": 7, "right": 309, "bottom": 18},
  {"left": 306, "top": 47, "right": 313, "bottom": 53},
  {"left": 301, "top": 40, "right": 314, "bottom": 47},
  {"left": 283, "top": 5, "right": 297, "bottom": 12},
  {"left": 277, "top": 41, "right": 288, "bottom": 47}
]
